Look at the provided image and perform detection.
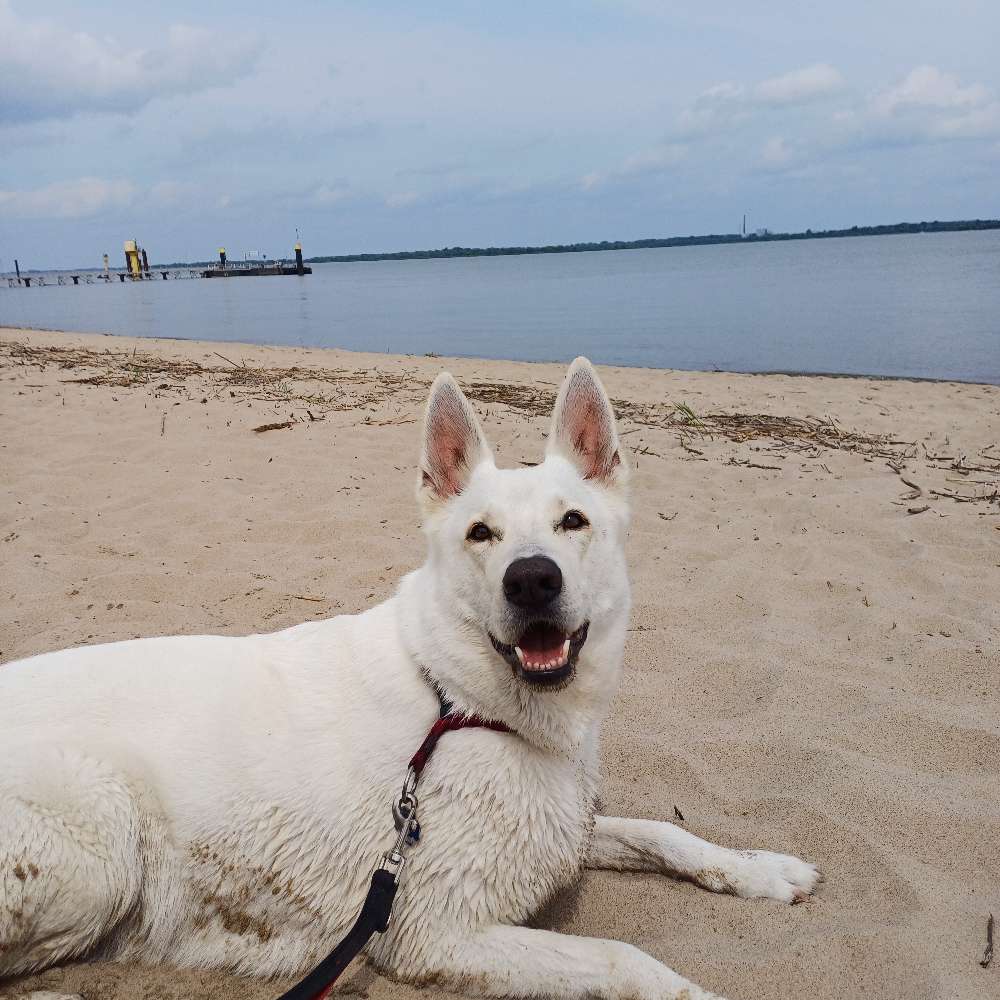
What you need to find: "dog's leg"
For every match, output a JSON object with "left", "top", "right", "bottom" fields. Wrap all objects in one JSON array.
[
  {"left": 405, "top": 924, "right": 723, "bottom": 1000},
  {"left": 0, "top": 747, "right": 149, "bottom": 977},
  {"left": 585, "top": 815, "right": 819, "bottom": 903}
]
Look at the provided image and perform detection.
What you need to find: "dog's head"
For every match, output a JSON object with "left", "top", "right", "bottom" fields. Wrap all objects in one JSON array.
[{"left": 414, "top": 358, "right": 630, "bottom": 703}]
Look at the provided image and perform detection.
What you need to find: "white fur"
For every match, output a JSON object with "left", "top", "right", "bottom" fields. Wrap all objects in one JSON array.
[{"left": 0, "top": 358, "right": 818, "bottom": 1000}]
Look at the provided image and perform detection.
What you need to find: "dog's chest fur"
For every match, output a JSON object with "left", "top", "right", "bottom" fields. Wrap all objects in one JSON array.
[{"left": 172, "top": 728, "right": 600, "bottom": 975}]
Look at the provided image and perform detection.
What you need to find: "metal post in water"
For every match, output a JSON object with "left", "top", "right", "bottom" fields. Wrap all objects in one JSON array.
[{"left": 294, "top": 241, "right": 304, "bottom": 275}]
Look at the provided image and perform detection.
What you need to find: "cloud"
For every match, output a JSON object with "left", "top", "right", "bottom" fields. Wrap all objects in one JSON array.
[
  {"left": 581, "top": 143, "right": 687, "bottom": 190},
  {"left": 844, "top": 66, "right": 1000, "bottom": 146},
  {"left": 149, "top": 180, "right": 200, "bottom": 205},
  {"left": 314, "top": 184, "right": 353, "bottom": 206},
  {"left": 384, "top": 191, "right": 421, "bottom": 208},
  {"left": 753, "top": 64, "right": 844, "bottom": 106},
  {"left": 872, "top": 66, "right": 989, "bottom": 116},
  {"left": 0, "top": 1, "right": 261, "bottom": 123},
  {"left": 758, "top": 136, "right": 796, "bottom": 170},
  {"left": 675, "top": 64, "right": 844, "bottom": 137},
  {"left": 0, "top": 177, "right": 136, "bottom": 219}
]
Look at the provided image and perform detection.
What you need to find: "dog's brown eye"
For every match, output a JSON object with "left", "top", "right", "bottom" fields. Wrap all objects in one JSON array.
[
  {"left": 560, "top": 510, "right": 588, "bottom": 531},
  {"left": 467, "top": 522, "right": 494, "bottom": 543}
]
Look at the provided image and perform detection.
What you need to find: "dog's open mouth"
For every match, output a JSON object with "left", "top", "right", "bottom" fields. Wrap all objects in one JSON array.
[{"left": 490, "top": 622, "right": 589, "bottom": 687}]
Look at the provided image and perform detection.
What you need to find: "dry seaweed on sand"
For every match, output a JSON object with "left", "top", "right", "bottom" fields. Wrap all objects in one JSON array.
[{"left": 3, "top": 339, "right": 992, "bottom": 480}]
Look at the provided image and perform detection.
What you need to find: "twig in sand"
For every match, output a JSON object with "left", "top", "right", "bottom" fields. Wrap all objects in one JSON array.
[
  {"left": 160, "top": 413, "right": 166, "bottom": 437},
  {"left": 213, "top": 352, "right": 242, "bottom": 368},
  {"left": 673, "top": 805, "right": 685, "bottom": 821},
  {"left": 677, "top": 436, "right": 704, "bottom": 456},
  {"left": 907, "top": 505, "right": 930, "bottom": 515},
  {"left": 252, "top": 420, "right": 295, "bottom": 434},
  {"left": 887, "top": 462, "right": 925, "bottom": 497},
  {"left": 290, "top": 594, "right": 326, "bottom": 603},
  {"left": 931, "top": 487, "right": 990, "bottom": 504},
  {"left": 981, "top": 913, "right": 994, "bottom": 968},
  {"left": 729, "top": 457, "right": 782, "bottom": 471}
]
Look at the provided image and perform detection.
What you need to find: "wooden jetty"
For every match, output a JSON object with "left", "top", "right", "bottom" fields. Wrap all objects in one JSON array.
[
  {"left": 201, "top": 243, "right": 311, "bottom": 278},
  {"left": 5, "top": 240, "right": 311, "bottom": 288}
]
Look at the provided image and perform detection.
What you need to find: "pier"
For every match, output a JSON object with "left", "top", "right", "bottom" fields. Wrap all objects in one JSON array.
[
  {"left": 5, "top": 239, "right": 311, "bottom": 288},
  {"left": 201, "top": 243, "right": 311, "bottom": 278}
]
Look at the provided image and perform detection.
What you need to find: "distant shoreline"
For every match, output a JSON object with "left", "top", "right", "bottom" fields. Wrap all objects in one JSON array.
[
  {"left": 302, "top": 218, "right": 1000, "bottom": 266},
  {"left": 9, "top": 218, "right": 999, "bottom": 274}
]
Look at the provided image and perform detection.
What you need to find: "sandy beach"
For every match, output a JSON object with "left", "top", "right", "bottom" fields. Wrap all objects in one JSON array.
[{"left": 1, "top": 326, "right": 997, "bottom": 1000}]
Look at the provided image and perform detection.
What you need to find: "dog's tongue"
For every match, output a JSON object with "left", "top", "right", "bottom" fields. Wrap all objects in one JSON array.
[{"left": 516, "top": 623, "right": 570, "bottom": 671}]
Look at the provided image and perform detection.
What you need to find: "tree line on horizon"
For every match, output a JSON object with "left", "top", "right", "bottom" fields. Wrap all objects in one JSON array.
[
  {"left": 302, "top": 218, "right": 1000, "bottom": 264},
  {"left": 154, "top": 218, "right": 999, "bottom": 269}
]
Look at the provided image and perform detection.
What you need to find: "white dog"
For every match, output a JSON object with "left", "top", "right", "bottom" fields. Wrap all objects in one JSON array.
[{"left": 0, "top": 359, "right": 818, "bottom": 1000}]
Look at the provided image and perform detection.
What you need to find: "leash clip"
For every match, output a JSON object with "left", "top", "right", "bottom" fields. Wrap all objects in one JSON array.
[
  {"left": 378, "top": 848, "right": 407, "bottom": 886},
  {"left": 392, "top": 767, "right": 420, "bottom": 845}
]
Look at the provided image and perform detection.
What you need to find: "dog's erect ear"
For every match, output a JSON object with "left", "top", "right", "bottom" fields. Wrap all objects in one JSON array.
[
  {"left": 418, "top": 373, "right": 493, "bottom": 503},
  {"left": 546, "top": 357, "right": 626, "bottom": 488}
]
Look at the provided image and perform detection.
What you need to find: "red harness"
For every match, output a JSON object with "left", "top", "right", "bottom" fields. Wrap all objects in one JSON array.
[
  {"left": 279, "top": 708, "right": 512, "bottom": 1000},
  {"left": 408, "top": 711, "right": 513, "bottom": 776}
]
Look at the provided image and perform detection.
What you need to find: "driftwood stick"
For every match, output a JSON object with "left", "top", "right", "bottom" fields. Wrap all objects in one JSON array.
[{"left": 252, "top": 420, "right": 294, "bottom": 434}]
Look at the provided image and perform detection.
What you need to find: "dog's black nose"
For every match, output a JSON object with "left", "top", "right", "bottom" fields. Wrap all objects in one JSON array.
[{"left": 503, "top": 556, "right": 563, "bottom": 611}]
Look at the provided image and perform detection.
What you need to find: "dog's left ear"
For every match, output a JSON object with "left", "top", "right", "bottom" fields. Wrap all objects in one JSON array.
[
  {"left": 418, "top": 372, "right": 493, "bottom": 505},
  {"left": 546, "top": 357, "right": 627, "bottom": 490}
]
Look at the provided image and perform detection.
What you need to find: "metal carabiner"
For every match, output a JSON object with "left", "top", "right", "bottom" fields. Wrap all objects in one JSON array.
[{"left": 392, "top": 767, "right": 421, "bottom": 845}]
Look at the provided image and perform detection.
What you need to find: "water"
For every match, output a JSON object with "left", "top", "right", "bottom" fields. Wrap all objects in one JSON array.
[{"left": 3, "top": 230, "right": 999, "bottom": 383}]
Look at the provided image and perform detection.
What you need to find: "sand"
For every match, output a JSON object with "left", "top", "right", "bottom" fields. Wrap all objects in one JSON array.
[{"left": 1, "top": 326, "right": 997, "bottom": 1000}]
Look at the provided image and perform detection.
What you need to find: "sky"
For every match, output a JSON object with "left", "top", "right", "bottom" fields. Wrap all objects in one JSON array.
[{"left": 1, "top": 0, "right": 999, "bottom": 269}]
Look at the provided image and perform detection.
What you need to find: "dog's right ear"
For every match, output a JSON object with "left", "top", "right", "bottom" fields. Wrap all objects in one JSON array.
[
  {"left": 418, "top": 373, "right": 493, "bottom": 505},
  {"left": 546, "top": 357, "right": 627, "bottom": 492}
]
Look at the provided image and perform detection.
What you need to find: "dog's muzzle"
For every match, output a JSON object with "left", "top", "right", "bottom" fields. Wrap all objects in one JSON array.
[{"left": 489, "top": 621, "right": 589, "bottom": 688}]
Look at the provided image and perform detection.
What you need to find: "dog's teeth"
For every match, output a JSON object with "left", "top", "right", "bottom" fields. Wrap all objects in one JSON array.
[
  {"left": 515, "top": 646, "right": 525, "bottom": 666},
  {"left": 562, "top": 639, "right": 570, "bottom": 662}
]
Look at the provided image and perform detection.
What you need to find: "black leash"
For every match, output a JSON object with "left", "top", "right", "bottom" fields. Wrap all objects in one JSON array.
[
  {"left": 275, "top": 693, "right": 511, "bottom": 1000},
  {"left": 275, "top": 865, "right": 401, "bottom": 1000}
]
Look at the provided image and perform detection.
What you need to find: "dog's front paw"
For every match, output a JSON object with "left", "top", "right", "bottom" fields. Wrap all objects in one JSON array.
[{"left": 729, "top": 849, "right": 821, "bottom": 903}]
